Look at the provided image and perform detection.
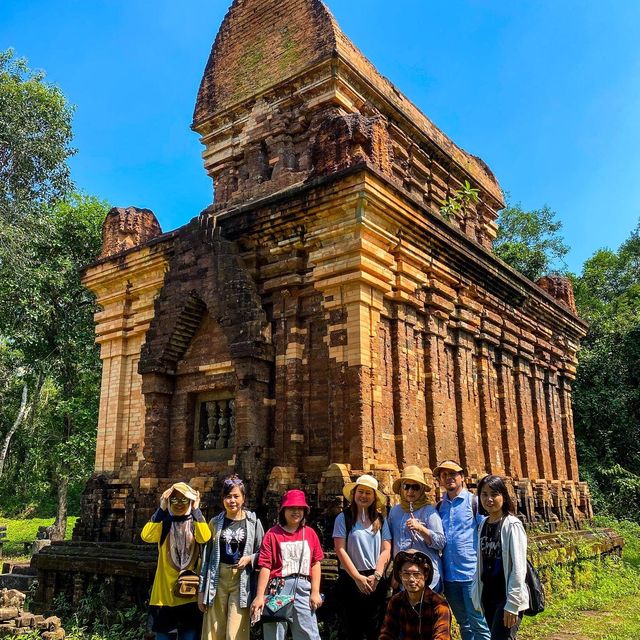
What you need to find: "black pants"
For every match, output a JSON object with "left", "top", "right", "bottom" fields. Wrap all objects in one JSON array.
[
  {"left": 336, "top": 569, "right": 387, "bottom": 640},
  {"left": 149, "top": 602, "right": 202, "bottom": 635},
  {"left": 482, "top": 597, "right": 522, "bottom": 640}
]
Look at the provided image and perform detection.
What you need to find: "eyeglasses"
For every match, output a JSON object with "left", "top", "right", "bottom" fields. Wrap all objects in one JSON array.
[
  {"left": 400, "top": 571, "right": 425, "bottom": 580},
  {"left": 403, "top": 483, "right": 422, "bottom": 491},
  {"left": 170, "top": 496, "right": 189, "bottom": 505}
]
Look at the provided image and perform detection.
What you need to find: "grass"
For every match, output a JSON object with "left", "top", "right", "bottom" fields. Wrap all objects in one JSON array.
[
  {"left": 1, "top": 516, "right": 77, "bottom": 558},
  {"left": 518, "top": 517, "right": 640, "bottom": 640}
]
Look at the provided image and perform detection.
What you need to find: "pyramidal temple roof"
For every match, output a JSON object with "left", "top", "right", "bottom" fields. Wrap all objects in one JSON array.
[{"left": 193, "top": 0, "right": 502, "bottom": 203}]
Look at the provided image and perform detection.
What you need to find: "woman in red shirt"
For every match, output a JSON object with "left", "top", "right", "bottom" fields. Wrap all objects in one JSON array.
[{"left": 250, "top": 490, "right": 324, "bottom": 640}]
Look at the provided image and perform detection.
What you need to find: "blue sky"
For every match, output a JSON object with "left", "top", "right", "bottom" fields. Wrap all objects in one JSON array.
[{"left": 2, "top": 0, "right": 639, "bottom": 273}]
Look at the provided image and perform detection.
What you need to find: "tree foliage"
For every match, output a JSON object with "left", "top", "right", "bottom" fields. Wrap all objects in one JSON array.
[
  {"left": 0, "top": 195, "right": 107, "bottom": 520},
  {"left": 0, "top": 49, "right": 74, "bottom": 221},
  {"left": 0, "top": 51, "right": 107, "bottom": 526},
  {"left": 573, "top": 222, "right": 640, "bottom": 522},
  {"left": 494, "top": 202, "right": 569, "bottom": 280}
]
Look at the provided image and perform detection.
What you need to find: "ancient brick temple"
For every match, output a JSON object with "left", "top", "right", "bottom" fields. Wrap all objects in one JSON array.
[{"left": 35, "top": 0, "right": 594, "bottom": 611}]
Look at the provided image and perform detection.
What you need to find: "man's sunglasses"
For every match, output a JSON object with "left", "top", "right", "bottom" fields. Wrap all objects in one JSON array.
[
  {"left": 403, "top": 483, "right": 422, "bottom": 491},
  {"left": 170, "top": 496, "right": 190, "bottom": 505}
]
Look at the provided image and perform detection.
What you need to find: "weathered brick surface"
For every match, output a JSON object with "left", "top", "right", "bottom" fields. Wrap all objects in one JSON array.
[
  {"left": 193, "top": 0, "right": 503, "bottom": 248},
  {"left": 536, "top": 275, "right": 578, "bottom": 314},
  {"left": 99, "top": 206, "right": 162, "bottom": 258},
  {"left": 194, "top": 0, "right": 336, "bottom": 123}
]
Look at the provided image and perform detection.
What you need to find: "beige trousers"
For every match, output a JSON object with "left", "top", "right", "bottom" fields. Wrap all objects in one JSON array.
[{"left": 202, "top": 563, "right": 250, "bottom": 640}]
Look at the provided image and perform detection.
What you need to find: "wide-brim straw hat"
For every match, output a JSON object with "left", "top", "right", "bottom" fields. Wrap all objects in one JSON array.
[
  {"left": 171, "top": 482, "right": 198, "bottom": 501},
  {"left": 432, "top": 460, "right": 464, "bottom": 477},
  {"left": 392, "top": 465, "right": 431, "bottom": 494},
  {"left": 343, "top": 474, "right": 387, "bottom": 510}
]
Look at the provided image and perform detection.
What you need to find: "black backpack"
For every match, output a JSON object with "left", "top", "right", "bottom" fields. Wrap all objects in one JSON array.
[{"left": 523, "top": 559, "right": 545, "bottom": 616}]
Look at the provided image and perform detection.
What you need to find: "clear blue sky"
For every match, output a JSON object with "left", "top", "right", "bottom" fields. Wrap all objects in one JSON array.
[{"left": 3, "top": 0, "right": 640, "bottom": 273}]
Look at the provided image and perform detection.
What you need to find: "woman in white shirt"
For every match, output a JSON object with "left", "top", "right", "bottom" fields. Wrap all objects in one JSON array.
[
  {"left": 332, "top": 474, "right": 391, "bottom": 640},
  {"left": 472, "top": 474, "right": 529, "bottom": 640}
]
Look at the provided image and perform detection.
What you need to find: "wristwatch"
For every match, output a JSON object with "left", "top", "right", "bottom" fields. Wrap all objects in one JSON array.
[{"left": 374, "top": 571, "right": 383, "bottom": 581}]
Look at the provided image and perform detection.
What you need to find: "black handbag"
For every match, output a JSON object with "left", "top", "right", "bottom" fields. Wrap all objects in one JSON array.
[
  {"left": 523, "top": 559, "right": 545, "bottom": 616},
  {"left": 260, "top": 527, "right": 305, "bottom": 625},
  {"left": 261, "top": 585, "right": 296, "bottom": 624}
]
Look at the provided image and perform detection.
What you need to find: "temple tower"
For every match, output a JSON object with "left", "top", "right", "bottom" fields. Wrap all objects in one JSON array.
[{"left": 77, "top": 0, "right": 590, "bottom": 543}]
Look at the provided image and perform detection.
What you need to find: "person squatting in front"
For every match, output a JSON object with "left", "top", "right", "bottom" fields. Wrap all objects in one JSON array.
[
  {"left": 250, "top": 489, "right": 324, "bottom": 640},
  {"left": 472, "top": 475, "right": 529, "bottom": 640},
  {"left": 198, "top": 474, "right": 264, "bottom": 640},
  {"left": 379, "top": 549, "right": 452, "bottom": 640},
  {"left": 388, "top": 465, "right": 445, "bottom": 593},
  {"left": 142, "top": 482, "right": 212, "bottom": 640},
  {"left": 435, "top": 460, "right": 491, "bottom": 640},
  {"left": 332, "top": 473, "right": 392, "bottom": 640}
]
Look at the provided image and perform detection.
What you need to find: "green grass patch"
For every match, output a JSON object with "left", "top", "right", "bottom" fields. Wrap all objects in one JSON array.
[
  {"left": 1, "top": 517, "right": 77, "bottom": 557},
  {"left": 519, "top": 518, "right": 640, "bottom": 640}
]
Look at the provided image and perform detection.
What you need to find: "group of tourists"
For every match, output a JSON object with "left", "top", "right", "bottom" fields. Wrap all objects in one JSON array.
[{"left": 142, "top": 460, "right": 529, "bottom": 640}]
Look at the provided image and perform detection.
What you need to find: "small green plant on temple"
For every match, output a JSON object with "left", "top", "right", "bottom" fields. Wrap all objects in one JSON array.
[{"left": 440, "top": 180, "right": 480, "bottom": 221}]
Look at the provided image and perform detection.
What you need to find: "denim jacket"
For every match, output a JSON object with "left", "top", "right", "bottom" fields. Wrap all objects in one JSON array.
[{"left": 199, "top": 509, "right": 264, "bottom": 608}]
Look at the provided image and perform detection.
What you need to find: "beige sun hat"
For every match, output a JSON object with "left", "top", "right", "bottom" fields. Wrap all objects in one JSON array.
[
  {"left": 171, "top": 482, "right": 198, "bottom": 501},
  {"left": 432, "top": 460, "right": 464, "bottom": 477},
  {"left": 392, "top": 465, "right": 431, "bottom": 494},
  {"left": 343, "top": 474, "right": 387, "bottom": 510}
]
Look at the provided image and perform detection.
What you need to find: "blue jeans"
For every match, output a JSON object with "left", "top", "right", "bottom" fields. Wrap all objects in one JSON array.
[
  {"left": 444, "top": 581, "right": 491, "bottom": 640},
  {"left": 155, "top": 632, "right": 198, "bottom": 640},
  {"left": 262, "top": 576, "right": 320, "bottom": 640}
]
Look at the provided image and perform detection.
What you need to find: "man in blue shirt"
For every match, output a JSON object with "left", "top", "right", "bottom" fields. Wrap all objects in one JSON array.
[{"left": 435, "top": 460, "right": 490, "bottom": 640}]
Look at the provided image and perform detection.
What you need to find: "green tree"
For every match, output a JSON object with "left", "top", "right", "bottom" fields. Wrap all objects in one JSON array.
[
  {"left": 0, "top": 340, "right": 33, "bottom": 479},
  {"left": 0, "top": 50, "right": 107, "bottom": 533},
  {"left": 494, "top": 202, "right": 569, "bottom": 280},
  {"left": 0, "top": 195, "right": 107, "bottom": 531},
  {"left": 573, "top": 222, "right": 640, "bottom": 521},
  {"left": 0, "top": 49, "right": 74, "bottom": 221}
]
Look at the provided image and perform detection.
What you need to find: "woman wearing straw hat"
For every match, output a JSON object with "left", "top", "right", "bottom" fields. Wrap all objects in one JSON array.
[
  {"left": 332, "top": 474, "right": 391, "bottom": 640},
  {"left": 142, "top": 482, "right": 212, "bottom": 640},
  {"left": 388, "top": 466, "right": 446, "bottom": 593}
]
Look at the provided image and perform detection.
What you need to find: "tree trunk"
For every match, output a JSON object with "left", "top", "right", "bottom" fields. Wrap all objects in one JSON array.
[
  {"left": 50, "top": 475, "right": 68, "bottom": 542},
  {"left": 0, "top": 382, "right": 29, "bottom": 479}
]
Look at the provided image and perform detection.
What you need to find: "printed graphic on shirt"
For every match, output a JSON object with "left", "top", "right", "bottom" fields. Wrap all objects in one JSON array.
[
  {"left": 480, "top": 521, "right": 503, "bottom": 579},
  {"left": 222, "top": 525, "right": 246, "bottom": 545},
  {"left": 222, "top": 525, "right": 245, "bottom": 563},
  {"left": 280, "top": 540, "right": 311, "bottom": 577},
  {"left": 480, "top": 533, "right": 501, "bottom": 557}
]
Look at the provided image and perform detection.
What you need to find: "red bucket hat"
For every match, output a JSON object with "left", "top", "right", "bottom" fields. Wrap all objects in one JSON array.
[{"left": 279, "top": 489, "right": 310, "bottom": 513}]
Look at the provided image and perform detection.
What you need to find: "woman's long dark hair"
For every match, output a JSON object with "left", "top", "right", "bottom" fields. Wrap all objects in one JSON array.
[
  {"left": 477, "top": 474, "right": 516, "bottom": 516},
  {"left": 348, "top": 487, "right": 383, "bottom": 534}
]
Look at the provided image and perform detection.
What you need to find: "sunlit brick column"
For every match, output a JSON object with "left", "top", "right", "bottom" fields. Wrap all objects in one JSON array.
[{"left": 83, "top": 247, "right": 170, "bottom": 476}]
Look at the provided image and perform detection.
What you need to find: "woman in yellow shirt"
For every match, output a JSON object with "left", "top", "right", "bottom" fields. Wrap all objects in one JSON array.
[{"left": 141, "top": 482, "right": 212, "bottom": 640}]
